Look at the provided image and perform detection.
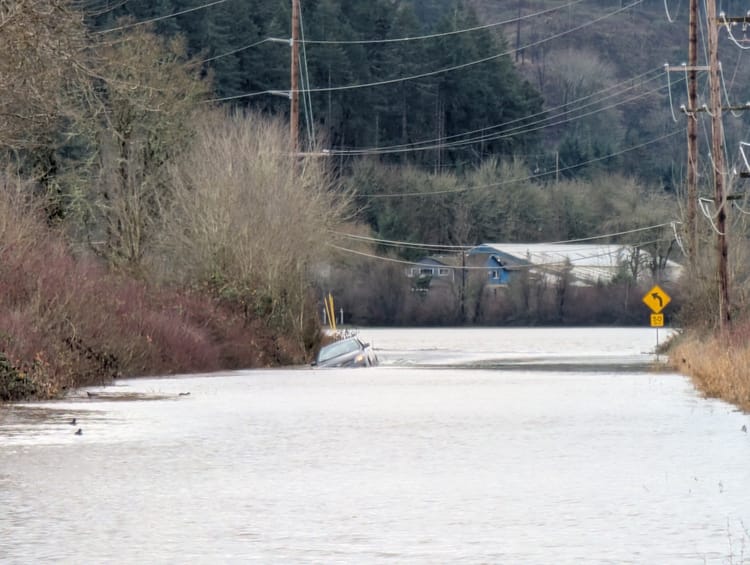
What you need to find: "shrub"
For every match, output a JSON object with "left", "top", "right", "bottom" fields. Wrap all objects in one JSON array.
[
  {"left": 0, "top": 170, "right": 309, "bottom": 401},
  {"left": 153, "top": 109, "right": 351, "bottom": 348},
  {"left": 0, "top": 352, "right": 36, "bottom": 402}
]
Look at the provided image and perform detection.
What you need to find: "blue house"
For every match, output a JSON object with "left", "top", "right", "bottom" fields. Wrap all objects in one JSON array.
[{"left": 467, "top": 245, "right": 518, "bottom": 285}]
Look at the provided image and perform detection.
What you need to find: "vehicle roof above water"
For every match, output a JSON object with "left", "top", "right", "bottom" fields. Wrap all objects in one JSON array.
[{"left": 318, "top": 337, "right": 364, "bottom": 362}]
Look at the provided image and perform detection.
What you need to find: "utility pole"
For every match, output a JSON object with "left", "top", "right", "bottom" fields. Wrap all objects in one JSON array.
[
  {"left": 290, "top": 0, "right": 300, "bottom": 155},
  {"left": 686, "top": 0, "right": 698, "bottom": 269},
  {"left": 706, "top": 0, "right": 731, "bottom": 329}
]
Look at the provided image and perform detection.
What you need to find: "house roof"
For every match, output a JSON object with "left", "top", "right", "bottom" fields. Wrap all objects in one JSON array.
[
  {"left": 470, "top": 243, "right": 682, "bottom": 285},
  {"left": 414, "top": 255, "right": 463, "bottom": 268}
]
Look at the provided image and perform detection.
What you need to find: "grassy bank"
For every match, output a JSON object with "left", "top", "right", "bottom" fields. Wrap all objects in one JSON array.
[{"left": 668, "top": 326, "right": 750, "bottom": 413}]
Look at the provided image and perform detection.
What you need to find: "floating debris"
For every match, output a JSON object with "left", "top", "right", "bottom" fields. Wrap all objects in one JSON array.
[{"left": 82, "top": 391, "right": 172, "bottom": 402}]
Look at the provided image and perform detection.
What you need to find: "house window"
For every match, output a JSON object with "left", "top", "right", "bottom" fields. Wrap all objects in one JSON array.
[
  {"left": 420, "top": 268, "right": 434, "bottom": 276},
  {"left": 489, "top": 270, "right": 499, "bottom": 280},
  {"left": 438, "top": 268, "right": 450, "bottom": 276}
]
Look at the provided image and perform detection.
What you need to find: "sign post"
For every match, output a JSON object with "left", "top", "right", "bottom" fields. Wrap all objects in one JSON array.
[{"left": 643, "top": 285, "right": 671, "bottom": 355}]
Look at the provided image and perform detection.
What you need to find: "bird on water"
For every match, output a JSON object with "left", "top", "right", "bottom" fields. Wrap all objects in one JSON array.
[{"left": 74, "top": 428, "right": 82, "bottom": 435}]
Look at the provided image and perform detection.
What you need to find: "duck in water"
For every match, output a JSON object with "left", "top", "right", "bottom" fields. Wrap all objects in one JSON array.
[{"left": 74, "top": 428, "right": 82, "bottom": 436}]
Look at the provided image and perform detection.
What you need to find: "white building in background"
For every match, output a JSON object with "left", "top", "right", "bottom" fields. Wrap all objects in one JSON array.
[{"left": 468, "top": 243, "right": 683, "bottom": 287}]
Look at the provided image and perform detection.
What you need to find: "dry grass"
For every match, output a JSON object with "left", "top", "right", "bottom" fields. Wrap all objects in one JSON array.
[{"left": 669, "top": 326, "right": 750, "bottom": 413}]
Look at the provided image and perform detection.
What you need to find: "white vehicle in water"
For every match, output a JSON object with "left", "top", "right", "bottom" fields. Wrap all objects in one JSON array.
[{"left": 312, "top": 336, "right": 379, "bottom": 368}]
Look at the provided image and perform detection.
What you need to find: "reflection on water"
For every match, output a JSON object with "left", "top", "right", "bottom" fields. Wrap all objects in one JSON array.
[{"left": 1, "top": 328, "right": 749, "bottom": 564}]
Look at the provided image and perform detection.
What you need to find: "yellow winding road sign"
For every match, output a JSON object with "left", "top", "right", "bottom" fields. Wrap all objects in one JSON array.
[{"left": 643, "top": 285, "right": 671, "bottom": 314}]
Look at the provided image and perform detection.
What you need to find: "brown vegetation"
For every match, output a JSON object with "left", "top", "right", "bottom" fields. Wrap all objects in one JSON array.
[
  {"left": 669, "top": 326, "right": 750, "bottom": 413},
  {"left": 0, "top": 3, "right": 350, "bottom": 401},
  {"left": 87, "top": 28, "right": 210, "bottom": 270},
  {"left": 0, "top": 0, "right": 89, "bottom": 151},
  {"left": 153, "top": 109, "right": 351, "bottom": 349},
  {"left": 0, "top": 175, "right": 308, "bottom": 401}
]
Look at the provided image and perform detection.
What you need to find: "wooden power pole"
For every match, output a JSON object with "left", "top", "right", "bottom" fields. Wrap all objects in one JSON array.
[
  {"left": 686, "top": 0, "right": 698, "bottom": 268},
  {"left": 706, "top": 0, "right": 731, "bottom": 329},
  {"left": 290, "top": 0, "right": 300, "bottom": 155}
]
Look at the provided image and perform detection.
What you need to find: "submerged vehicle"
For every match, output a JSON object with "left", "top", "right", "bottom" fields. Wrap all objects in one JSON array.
[{"left": 312, "top": 336, "right": 379, "bottom": 368}]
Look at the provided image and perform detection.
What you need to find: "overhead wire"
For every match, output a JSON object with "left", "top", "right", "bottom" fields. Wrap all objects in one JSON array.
[
  {"left": 698, "top": 197, "right": 725, "bottom": 234},
  {"left": 359, "top": 127, "right": 685, "bottom": 198},
  {"left": 81, "top": 0, "right": 132, "bottom": 18},
  {"left": 326, "top": 67, "right": 668, "bottom": 155},
  {"left": 94, "top": 0, "right": 230, "bottom": 34},
  {"left": 720, "top": 13, "right": 750, "bottom": 50},
  {"left": 680, "top": 63, "right": 699, "bottom": 120},
  {"left": 544, "top": 223, "right": 673, "bottom": 244},
  {"left": 299, "top": 9, "right": 316, "bottom": 147},
  {"left": 331, "top": 233, "right": 471, "bottom": 251},
  {"left": 331, "top": 76, "right": 683, "bottom": 157},
  {"left": 671, "top": 221, "right": 687, "bottom": 255},
  {"left": 328, "top": 238, "right": 671, "bottom": 272},
  {"left": 664, "top": 64, "right": 680, "bottom": 122},
  {"left": 199, "top": 38, "right": 275, "bottom": 64},
  {"left": 332, "top": 223, "right": 674, "bottom": 252},
  {"left": 663, "top": 0, "right": 678, "bottom": 23},
  {"left": 719, "top": 62, "right": 745, "bottom": 118},
  {"left": 326, "top": 244, "right": 470, "bottom": 269},
  {"left": 301, "top": 0, "right": 586, "bottom": 45},
  {"left": 197, "top": 0, "right": 587, "bottom": 65},
  {"left": 205, "top": 0, "right": 645, "bottom": 103}
]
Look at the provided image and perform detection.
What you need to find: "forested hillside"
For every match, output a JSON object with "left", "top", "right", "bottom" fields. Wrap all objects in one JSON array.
[
  {"left": 82, "top": 0, "right": 750, "bottom": 327},
  {"left": 90, "top": 0, "right": 750, "bottom": 185}
]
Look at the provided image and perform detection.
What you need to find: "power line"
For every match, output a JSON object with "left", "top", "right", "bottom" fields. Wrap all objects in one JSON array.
[
  {"left": 329, "top": 75, "right": 679, "bottom": 156},
  {"left": 332, "top": 223, "right": 673, "bottom": 252},
  {"left": 327, "top": 244, "right": 467, "bottom": 268},
  {"left": 199, "top": 38, "right": 274, "bottom": 64},
  {"left": 546, "top": 223, "right": 673, "bottom": 244},
  {"left": 331, "top": 232, "right": 472, "bottom": 251},
  {"left": 205, "top": 0, "right": 644, "bottom": 103},
  {"left": 663, "top": 0, "right": 680, "bottom": 23},
  {"left": 328, "top": 238, "right": 669, "bottom": 271},
  {"left": 80, "top": 0, "right": 133, "bottom": 18},
  {"left": 199, "top": 0, "right": 585, "bottom": 64},
  {"left": 720, "top": 13, "right": 750, "bottom": 50},
  {"left": 94, "top": 0, "right": 230, "bottom": 34},
  {"left": 360, "top": 128, "right": 685, "bottom": 198},
  {"left": 326, "top": 67, "right": 667, "bottom": 155},
  {"left": 302, "top": 0, "right": 586, "bottom": 45}
]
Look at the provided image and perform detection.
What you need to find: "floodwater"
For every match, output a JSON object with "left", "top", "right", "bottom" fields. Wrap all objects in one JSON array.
[{"left": 1, "top": 327, "right": 749, "bottom": 564}]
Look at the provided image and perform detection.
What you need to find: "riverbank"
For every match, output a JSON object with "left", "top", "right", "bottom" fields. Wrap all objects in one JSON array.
[
  {"left": 668, "top": 326, "right": 750, "bottom": 413},
  {"left": 0, "top": 183, "right": 318, "bottom": 403}
]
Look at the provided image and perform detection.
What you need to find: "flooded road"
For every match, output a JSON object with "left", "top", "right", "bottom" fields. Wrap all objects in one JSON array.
[{"left": 1, "top": 328, "right": 749, "bottom": 564}]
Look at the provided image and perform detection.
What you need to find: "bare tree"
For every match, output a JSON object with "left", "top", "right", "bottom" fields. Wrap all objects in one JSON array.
[
  {"left": 0, "top": 0, "right": 89, "bottom": 153},
  {"left": 154, "top": 109, "right": 352, "bottom": 343},
  {"left": 86, "top": 29, "right": 209, "bottom": 271}
]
